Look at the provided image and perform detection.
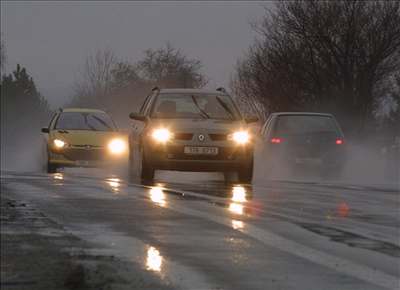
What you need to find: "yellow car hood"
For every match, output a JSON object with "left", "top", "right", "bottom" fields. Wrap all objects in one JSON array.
[{"left": 50, "top": 130, "right": 125, "bottom": 147}]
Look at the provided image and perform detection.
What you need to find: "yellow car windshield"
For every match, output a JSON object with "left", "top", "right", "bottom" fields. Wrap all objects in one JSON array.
[{"left": 55, "top": 112, "right": 116, "bottom": 131}]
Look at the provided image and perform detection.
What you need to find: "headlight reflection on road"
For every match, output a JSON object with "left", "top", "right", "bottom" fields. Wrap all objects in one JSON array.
[
  {"left": 232, "top": 185, "right": 247, "bottom": 202},
  {"left": 53, "top": 173, "right": 64, "bottom": 180},
  {"left": 231, "top": 219, "right": 244, "bottom": 230},
  {"left": 229, "top": 185, "right": 246, "bottom": 215},
  {"left": 146, "top": 246, "right": 163, "bottom": 272},
  {"left": 229, "top": 203, "right": 244, "bottom": 215},
  {"left": 106, "top": 178, "right": 121, "bottom": 193},
  {"left": 149, "top": 186, "right": 166, "bottom": 207}
]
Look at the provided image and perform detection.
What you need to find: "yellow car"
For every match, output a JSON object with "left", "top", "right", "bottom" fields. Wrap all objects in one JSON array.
[{"left": 41, "top": 108, "right": 128, "bottom": 173}]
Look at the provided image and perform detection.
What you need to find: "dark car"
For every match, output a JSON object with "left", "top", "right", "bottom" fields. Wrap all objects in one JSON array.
[
  {"left": 259, "top": 112, "right": 346, "bottom": 178},
  {"left": 128, "top": 87, "right": 258, "bottom": 183}
]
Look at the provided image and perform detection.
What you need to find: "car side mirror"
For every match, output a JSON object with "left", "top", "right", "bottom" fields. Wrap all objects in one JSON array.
[
  {"left": 245, "top": 116, "right": 259, "bottom": 123},
  {"left": 129, "top": 112, "right": 147, "bottom": 122},
  {"left": 41, "top": 127, "right": 50, "bottom": 133}
]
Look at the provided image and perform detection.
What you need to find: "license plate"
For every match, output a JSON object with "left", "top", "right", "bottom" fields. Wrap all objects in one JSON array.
[
  {"left": 76, "top": 160, "right": 90, "bottom": 166},
  {"left": 184, "top": 146, "right": 218, "bottom": 155}
]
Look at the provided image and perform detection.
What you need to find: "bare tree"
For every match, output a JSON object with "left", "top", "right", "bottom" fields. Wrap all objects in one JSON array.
[
  {"left": 137, "top": 43, "right": 207, "bottom": 88},
  {"left": 232, "top": 1, "right": 400, "bottom": 135},
  {"left": 72, "top": 48, "right": 117, "bottom": 107},
  {"left": 69, "top": 44, "right": 209, "bottom": 127}
]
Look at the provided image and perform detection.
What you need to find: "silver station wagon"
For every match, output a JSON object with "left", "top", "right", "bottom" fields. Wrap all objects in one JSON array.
[{"left": 128, "top": 87, "right": 258, "bottom": 183}]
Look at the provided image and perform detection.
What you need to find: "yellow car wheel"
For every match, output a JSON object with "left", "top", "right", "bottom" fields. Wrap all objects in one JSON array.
[{"left": 46, "top": 153, "right": 57, "bottom": 173}]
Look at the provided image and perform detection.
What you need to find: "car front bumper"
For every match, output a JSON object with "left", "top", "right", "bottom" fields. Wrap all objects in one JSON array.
[
  {"left": 144, "top": 142, "right": 254, "bottom": 172},
  {"left": 48, "top": 147, "right": 127, "bottom": 168}
]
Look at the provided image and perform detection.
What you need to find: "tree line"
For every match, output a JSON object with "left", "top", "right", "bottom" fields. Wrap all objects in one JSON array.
[
  {"left": 231, "top": 0, "right": 400, "bottom": 138},
  {"left": 0, "top": 60, "right": 51, "bottom": 167},
  {"left": 69, "top": 43, "right": 207, "bottom": 126},
  {"left": 1, "top": 0, "right": 399, "bottom": 147}
]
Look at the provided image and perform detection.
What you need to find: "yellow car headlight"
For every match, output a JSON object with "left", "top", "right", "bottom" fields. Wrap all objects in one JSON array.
[
  {"left": 229, "top": 131, "right": 250, "bottom": 144},
  {"left": 108, "top": 138, "right": 126, "bottom": 154},
  {"left": 53, "top": 139, "right": 66, "bottom": 148},
  {"left": 151, "top": 128, "right": 172, "bottom": 143}
]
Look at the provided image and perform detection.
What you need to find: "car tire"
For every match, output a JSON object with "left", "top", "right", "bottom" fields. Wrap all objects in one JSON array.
[
  {"left": 140, "top": 149, "right": 155, "bottom": 181},
  {"left": 47, "top": 161, "right": 57, "bottom": 173},
  {"left": 141, "top": 159, "right": 155, "bottom": 181},
  {"left": 129, "top": 143, "right": 155, "bottom": 181},
  {"left": 238, "top": 159, "right": 254, "bottom": 183},
  {"left": 45, "top": 150, "right": 57, "bottom": 173},
  {"left": 223, "top": 171, "right": 237, "bottom": 184},
  {"left": 128, "top": 145, "right": 136, "bottom": 181}
]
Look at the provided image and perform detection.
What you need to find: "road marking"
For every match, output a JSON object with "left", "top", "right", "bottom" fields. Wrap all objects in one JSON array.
[{"left": 161, "top": 201, "right": 399, "bottom": 290}]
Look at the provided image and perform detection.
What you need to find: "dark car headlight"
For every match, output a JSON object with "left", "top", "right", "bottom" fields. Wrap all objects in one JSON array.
[
  {"left": 228, "top": 131, "right": 250, "bottom": 144},
  {"left": 151, "top": 128, "right": 173, "bottom": 143}
]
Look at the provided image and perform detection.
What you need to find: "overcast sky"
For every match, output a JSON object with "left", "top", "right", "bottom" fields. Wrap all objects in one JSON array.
[{"left": 1, "top": 1, "right": 269, "bottom": 108}]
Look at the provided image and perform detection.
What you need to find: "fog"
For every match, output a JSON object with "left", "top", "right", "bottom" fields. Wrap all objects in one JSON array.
[
  {"left": 2, "top": 119, "right": 397, "bottom": 189},
  {"left": 253, "top": 139, "right": 397, "bottom": 187},
  {"left": 1, "top": 2, "right": 398, "bottom": 189}
]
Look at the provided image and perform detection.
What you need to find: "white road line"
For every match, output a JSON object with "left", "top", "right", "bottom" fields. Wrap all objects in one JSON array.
[{"left": 161, "top": 201, "right": 399, "bottom": 290}]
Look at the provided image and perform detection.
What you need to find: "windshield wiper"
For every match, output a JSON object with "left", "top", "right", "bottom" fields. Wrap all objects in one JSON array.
[
  {"left": 191, "top": 95, "right": 210, "bottom": 119},
  {"left": 92, "top": 115, "right": 113, "bottom": 131},
  {"left": 83, "top": 114, "right": 98, "bottom": 131},
  {"left": 215, "top": 96, "right": 235, "bottom": 120}
]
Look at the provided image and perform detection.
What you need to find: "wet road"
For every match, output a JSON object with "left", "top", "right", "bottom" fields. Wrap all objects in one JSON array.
[{"left": 1, "top": 170, "right": 399, "bottom": 290}]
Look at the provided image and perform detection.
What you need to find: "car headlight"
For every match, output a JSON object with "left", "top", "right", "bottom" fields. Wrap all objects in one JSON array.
[
  {"left": 151, "top": 128, "right": 172, "bottom": 143},
  {"left": 229, "top": 131, "right": 250, "bottom": 144},
  {"left": 53, "top": 139, "right": 66, "bottom": 148},
  {"left": 108, "top": 138, "right": 126, "bottom": 154}
]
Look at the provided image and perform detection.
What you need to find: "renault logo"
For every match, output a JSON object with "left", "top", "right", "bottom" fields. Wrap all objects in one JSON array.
[{"left": 198, "top": 134, "right": 205, "bottom": 142}]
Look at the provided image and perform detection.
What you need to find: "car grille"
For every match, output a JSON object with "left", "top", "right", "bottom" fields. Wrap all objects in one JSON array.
[
  {"left": 62, "top": 146, "right": 106, "bottom": 161},
  {"left": 209, "top": 133, "right": 228, "bottom": 141},
  {"left": 173, "top": 133, "right": 228, "bottom": 141},
  {"left": 174, "top": 133, "right": 194, "bottom": 141}
]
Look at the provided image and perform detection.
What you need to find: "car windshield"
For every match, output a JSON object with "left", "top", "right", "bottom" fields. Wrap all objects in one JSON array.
[
  {"left": 275, "top": 115, "right": 339, "bottom": 135},
  {"left": 55, "top": 112, "right": 116, "bottom": 131},
  {"left": 150, "top": 93, "right": 241, "bottom": 120}
]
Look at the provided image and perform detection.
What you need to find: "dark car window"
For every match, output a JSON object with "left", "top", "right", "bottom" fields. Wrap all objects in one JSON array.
[
  {"left": 274, "top": 115, "right": 339, "bottom": 135},
  {"left": 150, "top": 93, "right": 241, "bottom": 120},
  {"left": 55, "top": 112, "right": 116, "bottom": 131}
]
